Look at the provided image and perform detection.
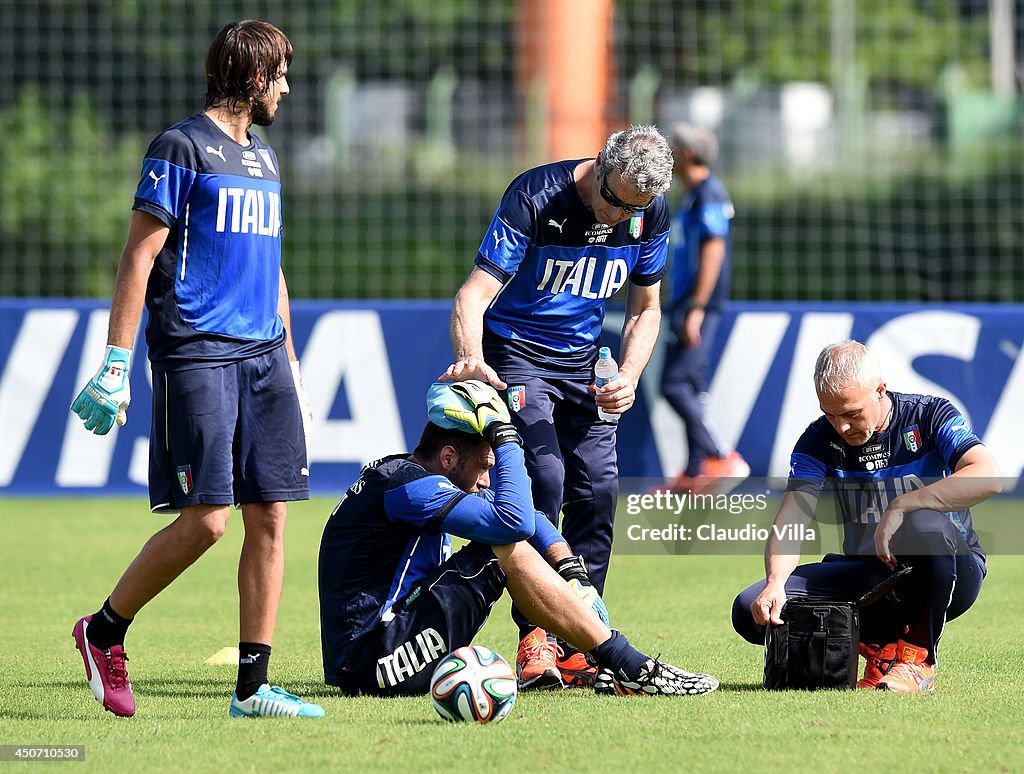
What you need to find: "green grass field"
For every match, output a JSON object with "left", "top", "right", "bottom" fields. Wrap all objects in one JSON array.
[{"left": 1, "top": 496, "right": 1022, "bottom": 773}]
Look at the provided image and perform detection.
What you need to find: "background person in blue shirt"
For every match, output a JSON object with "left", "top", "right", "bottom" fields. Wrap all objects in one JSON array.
[
  {"left": 733, "top": 340, "right": 1001, "bottom": 693},
  {"left": 444, "top": 126, "right": 673, "bottom": 689},
  {"left": 69, "top": 20, "right": 319, "bottom": 720},
  {"left": 660, "top": 123, "right": 748, "bottom": 494}
]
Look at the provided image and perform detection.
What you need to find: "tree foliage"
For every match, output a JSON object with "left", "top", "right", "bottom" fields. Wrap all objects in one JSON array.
[
  {"left": 617, "top": 0, "right": 990, "bottom": 91},
  {"left": 0, "top": 89, "right": 142, "bottom": 296}
]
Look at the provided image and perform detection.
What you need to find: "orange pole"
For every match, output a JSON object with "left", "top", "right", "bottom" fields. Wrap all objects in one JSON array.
[{"left": 517, "top": 0, "right": 614, "bottom": 160}]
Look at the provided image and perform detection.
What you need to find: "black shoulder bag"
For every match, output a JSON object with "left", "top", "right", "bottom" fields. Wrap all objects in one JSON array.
[{"left": 763, "top": 565, "right": 912, "bottom": 690}]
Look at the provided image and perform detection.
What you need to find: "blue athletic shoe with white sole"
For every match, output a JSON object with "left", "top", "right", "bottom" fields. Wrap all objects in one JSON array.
[{"left": 229, "top": 684, "right": 325, "bottom": 718}]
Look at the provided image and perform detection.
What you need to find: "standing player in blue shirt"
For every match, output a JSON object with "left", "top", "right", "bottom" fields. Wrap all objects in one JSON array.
[
  {"left": 444, "top": 126, "right": 674, "bottom": 689},
  {"left": 69, "top": 20, "right": 321, "bottom": 719},
  {"left": 318, "top": 380, "right": 717, "bottom": 698},
  {"left": 660, "top": 123, "right": 748, "bottom": 493},
  {"left": 733, "top": 341, "right": 1001, "bottom": 692}
]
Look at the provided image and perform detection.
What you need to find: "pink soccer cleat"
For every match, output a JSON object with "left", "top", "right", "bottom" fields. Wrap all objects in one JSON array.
[{"left": 72, "top": 616, "right": 136, "bottom": 717}]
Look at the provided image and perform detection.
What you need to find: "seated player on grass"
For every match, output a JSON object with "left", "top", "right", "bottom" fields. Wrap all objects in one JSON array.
[
  {"left": 318, "top": 379, "right": 718, "bottom": 697},
  {"left": 732, "top": 340, "right": 1001, "bottom": 692}
]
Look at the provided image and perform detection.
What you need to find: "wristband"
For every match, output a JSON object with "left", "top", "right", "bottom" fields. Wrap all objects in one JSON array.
[
  {"left": 484, "top": 422, "right": 522, "bottom": 449},
  {"left": 555, "top": 555, "right": 592, "bottom": 585}
]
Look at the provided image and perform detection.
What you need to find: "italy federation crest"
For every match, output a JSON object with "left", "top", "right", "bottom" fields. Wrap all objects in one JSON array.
[
  {"left": 177, "top": 465, "right": 193, "bottom": 495},
  {"left": 629, "top": 213, "right": 643, "bottom": 239},
  {"left": 507, "top": 385, "right": 526, "bottom": 413},
  {"left": 903, "top": 426, "right": 922, "bottom": 453}
]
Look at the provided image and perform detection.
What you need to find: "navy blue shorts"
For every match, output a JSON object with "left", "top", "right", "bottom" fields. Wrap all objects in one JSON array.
[
  {"left": 329, "top": 542, "right": 506, "bottom": 696},
  {"left": 149, "top": 346, "right": 309, "bottom": 513},
  {"left": 504, "top": 375, "right": 619, "bottom": 593},
  {"left": 732, "top": 512, "right": 986, "bottom": 663}
]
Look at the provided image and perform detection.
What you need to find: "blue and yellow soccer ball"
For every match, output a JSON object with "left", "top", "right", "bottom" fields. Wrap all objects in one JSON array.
[{"left": 429, "top": 645, "right": 517, "bottom": 724}]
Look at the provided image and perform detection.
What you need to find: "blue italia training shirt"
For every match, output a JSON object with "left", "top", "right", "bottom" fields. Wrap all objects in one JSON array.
[
  {"left": 668, "top": 174, "right": 734, "bottom": 310},
  {"left": 476, "top": 159, "right": 670, "bottom": 378},
  {"left": 788, "top": 391, "right": 985, "bottom": 560},
  {"left": 133, "top": 113, "right": 286, "bottom": 370},
  {"left": 318, "top": 442, "right": 560, "bottom": 672}
]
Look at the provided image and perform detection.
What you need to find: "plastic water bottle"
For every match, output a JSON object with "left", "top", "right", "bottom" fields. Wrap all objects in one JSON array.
[{"left": 594, "top": 346, "right": 619, "bottom": 422}]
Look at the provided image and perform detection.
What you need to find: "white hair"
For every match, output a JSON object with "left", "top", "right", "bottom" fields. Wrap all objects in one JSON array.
[
  {"left": 599, "top": 125, "right": 674, "bottom": 196},
  {"left": 813, "top": 340, "right": 883, "bottom": 394}
]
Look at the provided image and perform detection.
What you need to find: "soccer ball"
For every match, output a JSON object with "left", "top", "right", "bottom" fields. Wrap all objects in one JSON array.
[{"left": 429, "top": 645, "right": 517, "bottom": 724}]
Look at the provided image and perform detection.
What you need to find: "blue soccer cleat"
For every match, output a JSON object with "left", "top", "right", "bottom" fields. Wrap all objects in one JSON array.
[{"left": 229, "top": 684, "right": 325, "bottom": 718}]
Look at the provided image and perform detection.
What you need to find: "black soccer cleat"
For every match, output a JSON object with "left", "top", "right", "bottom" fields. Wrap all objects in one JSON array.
[{"left": 594, "top": 658, "right": 718, "bottom": 696}]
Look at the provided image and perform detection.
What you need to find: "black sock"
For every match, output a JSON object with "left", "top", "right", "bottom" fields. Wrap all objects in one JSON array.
[
  {"left": 236, "top": 642, "right": 272, "bottom": 700},
  {"left": 588, "top": 630, "right": 648, "bottom": 678},
  {"left": 86, "top": 598, "right": 133, "bottom": 651}
]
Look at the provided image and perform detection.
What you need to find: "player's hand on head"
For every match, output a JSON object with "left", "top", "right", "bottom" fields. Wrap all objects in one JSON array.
[
  {"left": 438, "top": 357, "right": 507, "bottom": 389},
  {"left": 70, "top": 345, "right": 132, "bottom": 435}
]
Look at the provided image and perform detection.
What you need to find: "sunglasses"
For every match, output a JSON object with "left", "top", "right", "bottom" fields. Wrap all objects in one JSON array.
[{"left": 598, "top": 170, "right": 654, "bottom": 214}]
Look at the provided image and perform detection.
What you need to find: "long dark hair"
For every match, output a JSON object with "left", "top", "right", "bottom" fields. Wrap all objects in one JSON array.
[{"left": 203, "top": 20, "right": 293, "bottom": 113}]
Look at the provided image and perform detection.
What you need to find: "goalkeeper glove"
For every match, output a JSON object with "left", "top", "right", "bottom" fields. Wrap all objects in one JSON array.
[
  {"left": 427, "top": 380, "right": 517, "bottom": 436},
  {"left": 70, "top": 345, "right": 132, "bottom": 435},
  {"left": 556, "top": 555, "right": 610, "bottom": 626},
  {"left": 290, "top": 360, "right": 313, "bottom": 454}
]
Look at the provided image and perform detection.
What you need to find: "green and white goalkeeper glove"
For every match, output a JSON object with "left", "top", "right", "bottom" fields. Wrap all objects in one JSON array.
[
  {"left": 426, "top": 380, "right": 521, "bottom": 447},
  {"left": 70, "top": 345, "right": 132, "bottom": 435},
  {"left": 444, "top": 380, "right": 510, "bottom": 432},
  {"left": 556, "top": 555, "right": 611, "bottom": 626}
]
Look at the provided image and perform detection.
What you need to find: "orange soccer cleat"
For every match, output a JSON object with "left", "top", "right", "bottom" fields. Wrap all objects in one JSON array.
[
  {"left": 876, "top": 640, "right": 935, "bottom": 693},
  {"left": 515, "top": 627, "right": 562, "bottom": 690},
  {"left": 555, "top": 644, "right": 598, "bottom": 689},
  {"left": 698, "top": 451, "right": 751, "bottom": 495},
  {"left": 701, "top": 451, "right": 750, "bottom": 478},
  {"left": 656, "top": 451, "right": 750, "bottom": 496},
  {"left": 857, "top": 642, "right": 899, "bottom": 689}
]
